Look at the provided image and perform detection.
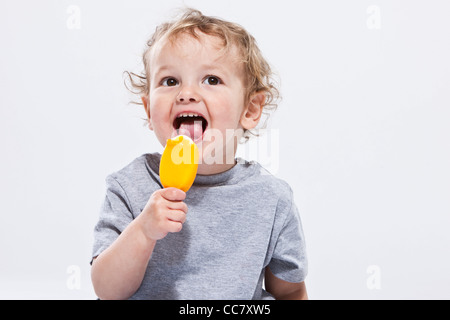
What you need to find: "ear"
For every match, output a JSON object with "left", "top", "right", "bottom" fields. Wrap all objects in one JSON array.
[
  {"left": 240, "top": 91, "right": 266, "bottom": 130},
  {"left": 141, "top": 95, "right": 153, "bottom": 130}
]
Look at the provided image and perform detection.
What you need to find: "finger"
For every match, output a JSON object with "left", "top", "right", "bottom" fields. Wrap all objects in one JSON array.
[
  {"left": 160, "top": 187, "right": 186, "bottom": 202},
  {"left": 167, "top": 201, "right": 188, "bottom": 214},
  {"left": 167, "top": 210, "right": 187, "bottom": 224},
  {"left": 166, "top": 220, "right": 183, "bottom": 233}
]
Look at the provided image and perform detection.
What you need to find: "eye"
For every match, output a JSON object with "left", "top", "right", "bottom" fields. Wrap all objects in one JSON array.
[
  {"left": 161, "top": 77, "right": 179, "bottom": 87},
  {"left": 203, "top": 75, "right": 222, "bottom": 86}
]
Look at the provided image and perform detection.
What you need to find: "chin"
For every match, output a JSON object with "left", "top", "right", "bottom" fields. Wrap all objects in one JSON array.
[{"left": 198, "top": 141, "right": 236, "bottom": 166}]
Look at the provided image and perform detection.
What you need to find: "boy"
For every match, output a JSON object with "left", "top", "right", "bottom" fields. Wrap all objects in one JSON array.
[{"left": 91, "top": 8, "right": 308, "bottom": 300}]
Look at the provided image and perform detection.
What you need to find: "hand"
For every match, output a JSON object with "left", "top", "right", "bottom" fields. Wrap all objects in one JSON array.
[{"left": 137, "top": 187, "right": 188, "bottom": 241}]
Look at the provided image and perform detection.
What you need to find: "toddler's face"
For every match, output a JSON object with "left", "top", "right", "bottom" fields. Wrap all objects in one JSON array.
[{"left": 144, "top": 32, "right": 260, "bottom": 174}]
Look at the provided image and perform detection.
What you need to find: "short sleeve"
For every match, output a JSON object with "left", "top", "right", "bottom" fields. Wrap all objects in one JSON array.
[
  {"left": 91, "top": 175, "right": 135, "bottom": 263},
  {"left": 267, "top": 192, "right": 308, "bottom": 283}
]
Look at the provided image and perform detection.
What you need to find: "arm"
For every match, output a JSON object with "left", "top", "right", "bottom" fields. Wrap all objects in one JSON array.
[
  {"left": 91, "top": 218, "right": 155, "bottom": 300},
  {"left": 264, "top": 266, "right": 308, "bottom": 300},
  {"left": 91, "top": 187, "right": 187, "bottom": 300}
]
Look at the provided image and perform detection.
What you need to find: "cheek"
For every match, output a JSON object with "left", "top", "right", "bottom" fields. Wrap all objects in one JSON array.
[
  {"left": 149, "top": 94, "right": 170, "bottom": 122},
  {"left": 209, "top": 93, "right": 244, "bottom": 125},
  {"left": 148, "top": 98, "right": 174, "bottom": 145}
]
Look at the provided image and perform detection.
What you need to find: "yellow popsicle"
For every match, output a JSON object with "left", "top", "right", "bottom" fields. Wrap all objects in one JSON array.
[{"left": 159, "top": 135, "right": 199, "bottom": 192}]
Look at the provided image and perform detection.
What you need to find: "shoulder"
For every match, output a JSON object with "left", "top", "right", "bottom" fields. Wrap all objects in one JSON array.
[
  {"left": 107, "top": 154, "right": 150, "bottom": 180},
  {"left": 104, "top": 153, "right": 162, "bottom": 214},
  {"left": 106, "top": 153, "right": 159, "bottom": 186},
  {"left": 248, "top": 161, "right": 293, "bottom": 203},
  {"left": 237, "top": 160, "right": 295, "bottom": 219}
]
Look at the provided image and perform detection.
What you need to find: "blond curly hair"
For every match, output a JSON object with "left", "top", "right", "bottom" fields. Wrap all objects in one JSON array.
[{"left": 125, "top": 8, "right": 280, "bottom": 141}]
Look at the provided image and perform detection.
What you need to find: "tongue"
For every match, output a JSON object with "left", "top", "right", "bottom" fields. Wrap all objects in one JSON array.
[{"left": 178, "top": 119, "right": 203, "bottom": 141}]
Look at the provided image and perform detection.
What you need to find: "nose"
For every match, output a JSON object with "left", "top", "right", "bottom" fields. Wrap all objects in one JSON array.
[{"left": 176, "top": 85, "right": 200, "bottom": 104}]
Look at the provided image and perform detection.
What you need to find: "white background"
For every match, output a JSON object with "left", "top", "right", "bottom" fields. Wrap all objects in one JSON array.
[{"left": 1, "top": 0, "right": 449, "bottom": 299}]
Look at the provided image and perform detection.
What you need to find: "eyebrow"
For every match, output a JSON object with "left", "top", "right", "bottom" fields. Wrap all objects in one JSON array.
[
  {"left": 153, "top": 65, "right": 171, "bottom": 75},
  {"left": 153, "top": 64, "right": 230, "bottom": 77},
  {"left": 200, "top": 64, "right": 228, "bottom": 74}
]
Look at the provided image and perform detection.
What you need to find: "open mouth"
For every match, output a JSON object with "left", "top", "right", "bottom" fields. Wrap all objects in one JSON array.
[{"left": 173, "top": 112, "right": 208, "bottom": 142}]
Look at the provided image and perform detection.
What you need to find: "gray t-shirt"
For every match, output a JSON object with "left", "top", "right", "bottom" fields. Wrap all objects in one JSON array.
[{"left": 92, "top": 153, "right": 307, "bottom": 300}]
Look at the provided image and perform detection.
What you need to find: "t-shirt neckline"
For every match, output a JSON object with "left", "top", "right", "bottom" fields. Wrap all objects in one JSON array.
[{"left": 145, "top": 153, "right": 257, "bottom": 187}]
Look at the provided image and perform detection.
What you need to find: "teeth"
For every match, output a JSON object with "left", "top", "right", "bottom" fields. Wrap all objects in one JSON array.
[{"left": 177, "top": 113, "right": 200, "bottom": 118}]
